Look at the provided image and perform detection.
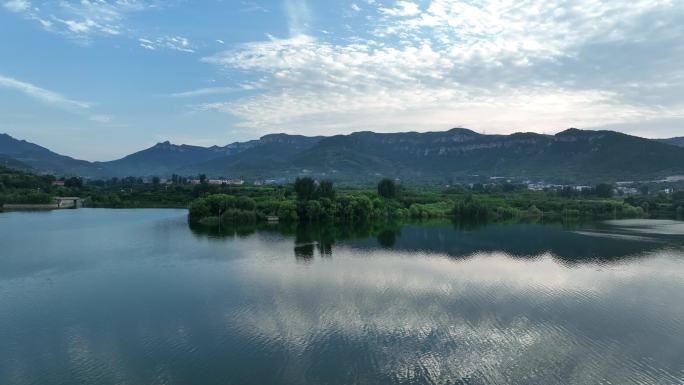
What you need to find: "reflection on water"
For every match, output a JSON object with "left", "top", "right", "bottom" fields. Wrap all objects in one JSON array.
[
  {"left": 1, "top": 209, "right": 683, "bottom": 385},
  {"left": 191, "top": 218, "right": 684, "bottom": 264}
]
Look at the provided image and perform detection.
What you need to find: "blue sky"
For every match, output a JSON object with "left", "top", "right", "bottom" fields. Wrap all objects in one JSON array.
[{"left": 1, "top": 0, "right": 683, "bottom": 160}]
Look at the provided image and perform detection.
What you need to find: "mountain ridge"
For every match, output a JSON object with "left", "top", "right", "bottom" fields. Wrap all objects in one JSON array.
[
  {"left": 0, "top": 133, "right": 106, "bottom": 177},
  {"left": 658, "top": 137, "right": 684, "bottom": 147},
  {"left": 1, "top": 129, "right": 684, "bottom": 183}
]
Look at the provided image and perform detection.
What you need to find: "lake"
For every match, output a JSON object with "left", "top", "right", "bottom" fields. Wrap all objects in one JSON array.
[{"left": 1, "top": 209, "right": 683, "bottom": 385}]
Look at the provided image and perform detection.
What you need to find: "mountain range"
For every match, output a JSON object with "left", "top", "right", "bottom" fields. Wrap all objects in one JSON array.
[{"left": 1, "top": 129, "right": 684, "bottom": 184}]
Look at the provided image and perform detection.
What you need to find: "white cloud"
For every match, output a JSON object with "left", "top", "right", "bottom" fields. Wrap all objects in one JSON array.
[
  {"left": 240, "top": 1, "right": 269, "bottom": 13},
  {"left": 90, "top": 114, "right": 113, "bottom": 123},
  {"left": 171, "top": 86, "right": 240, "bottom": 98},
  {"left": 351, "top": 3, "right": 361, "bottom": 12},
  {"left": 198, "top": 0, "right": 684, "bottom": 137},
  {"left": 379, "top": 1, "right": 420, "bottom": 17},
  {"left": 0, "top": 74, "right": 118, "bottom": 124},
  {"left": 47, "top": 0, "right": 153, "bottom": 38},
  {"left": 138, "top": 36, "right": 194, "bottom": 53},
  {"left": 3, "top": 0, "right": 29, "bottom": 12},
  {"left": 3, "top": 0, "right": 187, "bottom": 51},
  {"left": 0, "top": 74, "right": 90, "bottom": 110},
  {"left": 284, "top": 0, "right": 311, "bottom": 36}
]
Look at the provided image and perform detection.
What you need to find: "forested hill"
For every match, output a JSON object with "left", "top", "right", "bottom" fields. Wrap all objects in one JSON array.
[
  {"left": 0, "top": 133, "right": 107, "bottom": 177},
  {"left": 1, "top": 128, "right": 684, "bottom": 183},
  {"left": 659, "top": 137, "right": 684, "bottom": 147},
  {"left": 177, "top": 128, "right": 684, "bottom": 183},
  {"left": 0, "top": 154, "right": 31, "bottom": 170}
]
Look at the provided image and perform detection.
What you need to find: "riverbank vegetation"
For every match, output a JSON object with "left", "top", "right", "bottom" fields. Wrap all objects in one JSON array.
[
  {"left": 3, "top": 166, "right": 683, "bottom": 224},
  {"left": 0, "top": 166, "right": 55, "bottom": 205},
  {"left": 187, "top": 177, "right": 678, "bottom": 227}
]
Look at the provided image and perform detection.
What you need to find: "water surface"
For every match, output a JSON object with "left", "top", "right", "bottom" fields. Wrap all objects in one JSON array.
[{"left": 1, "top": 209, "right": 683, "bottom": 385}]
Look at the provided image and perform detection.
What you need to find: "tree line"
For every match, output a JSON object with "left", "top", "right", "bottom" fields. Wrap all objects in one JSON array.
[
  {"left": 2, "top": 165, "right": 682, "bottom": 222},
  {"left": 187, "top": 177, "right": 673, "bottom": 227}
]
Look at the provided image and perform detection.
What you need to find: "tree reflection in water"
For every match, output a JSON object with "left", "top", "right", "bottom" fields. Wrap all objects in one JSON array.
[{"left": 189, "top": 218, "right": 684, "bottom": 265}]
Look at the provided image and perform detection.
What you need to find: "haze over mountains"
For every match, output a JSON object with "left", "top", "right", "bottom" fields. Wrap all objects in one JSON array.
[{"left": 1, "top": 129, "right": 684, "bottom": 184}]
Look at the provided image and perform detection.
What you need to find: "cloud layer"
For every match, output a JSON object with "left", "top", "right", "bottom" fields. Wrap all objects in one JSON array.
[
  {"left": 3, "top": 0, "right": 194, "bottom": 52},
  {"left": 201, "top": 0, "right": 684, "bottom": 137},
  {"left": 2, "top": 0, "right": 684, "bottom": 157}
]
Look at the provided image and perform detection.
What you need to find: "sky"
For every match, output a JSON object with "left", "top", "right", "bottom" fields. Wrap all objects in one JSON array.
[{"left": 0, "top": 0, "right": 683, "bottom": 161}]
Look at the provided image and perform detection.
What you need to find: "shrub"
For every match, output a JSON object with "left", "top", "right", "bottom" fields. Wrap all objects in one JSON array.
[
  {"left": 527, "top": 205, "right": 542, "bottom": 217},
  {"left": 188, "top": 198, "right": 210, "bottom": 222}
]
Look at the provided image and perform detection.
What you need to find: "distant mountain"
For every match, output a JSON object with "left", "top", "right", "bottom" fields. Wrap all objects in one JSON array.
[
  {"left": 98, "top": 141, "right": 238, "bottom": 177},
  {"left": 179, "top": 134, "right": 323, "bottom": 177},
  {"left": 179, "top": 128, "right": 684, "bottom": 183},
  {"left": 658, "top": 137, "right": 684, "bottom": 147},
  {"left": 0, "top": 133, "right": 105, "bottom": 177},
  {"left": 98, "top": 135, "right": 305, "bottom": 177},
  {"left": 286, "top": 128, "right": 684, "bottom": 182},
  {"left": 2, "top": 129, "right": 684, "bottom": 183},
  {"left": 0, "top": 154, "right": 31, "bottom": 171}
]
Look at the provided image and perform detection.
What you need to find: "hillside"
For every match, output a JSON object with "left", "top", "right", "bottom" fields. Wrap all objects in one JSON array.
[
  {"left": 0, "top": 133, "right": 105, "bottom": 177},
  {"left": 98, "top": 142, "right": 228, "bottom": 177},
  {"left": 659, "top": 137, "right": 684, "bottom": 147},
  {"left": 188, "top": 128, "right": 684, "bottom": 183},
  {"left": 2, "top": 129, "right": 684, "bottom": 183},
  {"left": 283, "top": 128, "right": 684, "bottom": 182},
  {"left": 179, "top": 134, "right": 323, "bottom": 177},
  {"left": 0, "top": 154, "right": 31, "bottom": 171}
]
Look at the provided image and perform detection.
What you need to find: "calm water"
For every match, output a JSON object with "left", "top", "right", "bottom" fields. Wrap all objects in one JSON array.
[{"left": 1, "top": 209, "right": 684, "bottom": 385}]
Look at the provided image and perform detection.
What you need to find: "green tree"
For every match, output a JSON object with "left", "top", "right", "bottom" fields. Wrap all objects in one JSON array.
[
  {"left": 318, "top": 180, "right": 335, "bottom": 199},
  {"left": 527, "top": 205, "right": 542, "bottom": 217},
  {"left": 305, "top": 200, "right": 322, "bottom": 221},
  {"left": 188, "top": 198, "right": 210, "bottom": 222},
  {"left": 41, "top": 174, "right": 57, "bottom": 184},
  {"left": 294, "top": 177, "right": 316, "bottom": 201},
  {"left": 351, "top": 196, "right": 372, "bottom": 222},
  {"left": 593, "top": 183, "right": 614, "bottom": 198},
  {"left": 236, "top": 196, "right": 256, "bottom": 211},
  {"left": 64, "top": 177, "right": 83, "bottom": 188},
  {"left": 377, "top": 178, "right": 397, "bottom": 199},
  {"left": 278, "top": 201, "right": 299, "bottom": 222},
  {"left": 206, "top": 194, "right": 234, "bottom": 214}
]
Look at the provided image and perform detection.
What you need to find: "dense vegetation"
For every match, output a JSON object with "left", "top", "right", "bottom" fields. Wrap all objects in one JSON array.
[
  {"left": 3, "top": 166, "right": 683, "bottom": 226},
  {"left": 0, "top": 166, "right": 199, "bottom": 208},
  {"left": 187, "top": 177, "right": 679, "bottom": 227},
  {"left": 625, "top": 192, "right": 684, "bottom": 218},
  {"left": 0, "top": 166, "right": 55, "bottom": 205}
]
